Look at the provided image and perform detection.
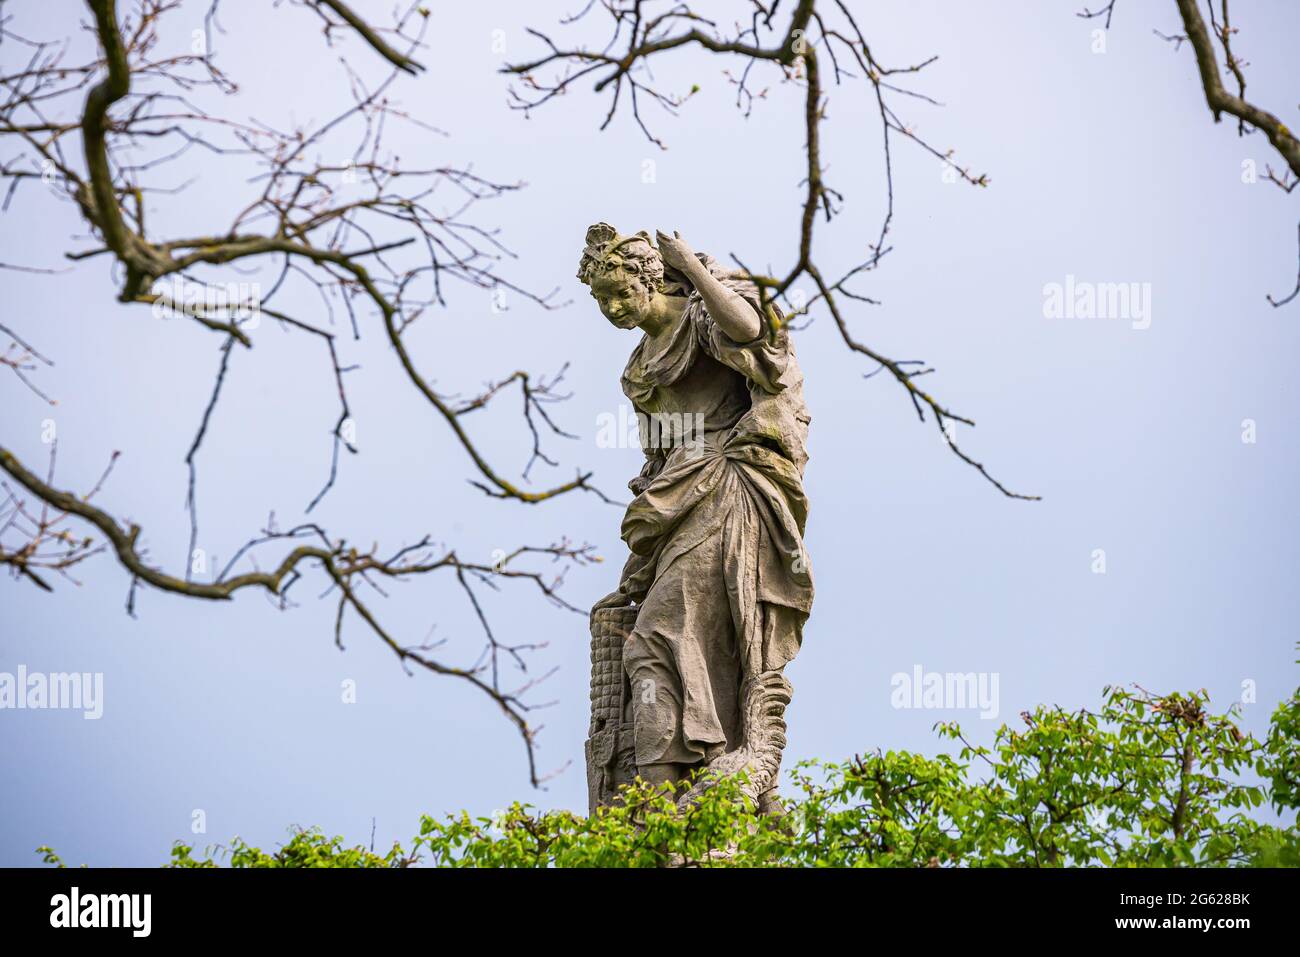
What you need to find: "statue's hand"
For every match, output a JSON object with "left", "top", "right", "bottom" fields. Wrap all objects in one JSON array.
[
  {"left": 591, "top": 588, "right": 633, "bottom": 612},
  {"left": 655, "top": 229, "right": 699, "bottom": 274}
]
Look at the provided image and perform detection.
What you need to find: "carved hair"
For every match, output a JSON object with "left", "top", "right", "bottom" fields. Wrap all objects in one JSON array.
[{"left": 577, "top": 222, "right": 665, "bottom": 293}]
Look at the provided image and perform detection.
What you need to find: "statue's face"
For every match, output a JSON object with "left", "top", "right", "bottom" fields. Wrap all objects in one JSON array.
[{"left": 589, "top": 268, "right": 652, "bottom": 331}]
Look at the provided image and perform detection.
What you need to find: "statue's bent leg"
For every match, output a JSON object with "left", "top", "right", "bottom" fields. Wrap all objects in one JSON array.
[
  {"left": 622, "top": 535, "right": 738, "bottom": 784},
  {"left": 622, "top": 630, "right": 696, "bottom": 772},
  {"left": 677, "top": 600, "right": 802, "bottom": 813}
]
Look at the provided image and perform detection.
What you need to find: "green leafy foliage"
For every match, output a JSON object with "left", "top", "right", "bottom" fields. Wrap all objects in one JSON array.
[{"left": 52, "top": 683, "right": 1299, "bottom": 868}]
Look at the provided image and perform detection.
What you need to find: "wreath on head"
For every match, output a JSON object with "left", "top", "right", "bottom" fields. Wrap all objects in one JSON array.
[{"left": 577, "top": 223, "right": 666, "bottom": 294}]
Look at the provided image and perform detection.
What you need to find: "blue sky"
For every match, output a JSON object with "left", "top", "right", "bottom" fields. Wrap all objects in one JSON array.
[{"left": 2, "top": 0, "right": 1297, "bottom": 865}]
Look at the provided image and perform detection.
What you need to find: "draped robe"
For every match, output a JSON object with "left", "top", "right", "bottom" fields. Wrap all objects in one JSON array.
[{"left": 615, "top": 263, "right": 814, "bottom": 768}]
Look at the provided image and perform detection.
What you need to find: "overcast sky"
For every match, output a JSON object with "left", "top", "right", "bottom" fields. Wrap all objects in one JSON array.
[{"left": 2, "top": 0, "right": 1298, "bottom": 865}]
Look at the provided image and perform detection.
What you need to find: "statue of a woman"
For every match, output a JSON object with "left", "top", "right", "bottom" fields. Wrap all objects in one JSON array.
[{"left": 580, "top": 223, "right": 814, "bottom": 813}]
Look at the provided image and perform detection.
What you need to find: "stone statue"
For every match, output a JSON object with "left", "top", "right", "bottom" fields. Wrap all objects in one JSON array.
[{"left": 580, "top": 223, "right": 814, "bottom": 815}]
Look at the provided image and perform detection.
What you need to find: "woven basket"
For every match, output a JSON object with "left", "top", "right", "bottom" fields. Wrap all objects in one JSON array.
[{"left": 586, "top": 604, "right": 638, "bottom": 812}]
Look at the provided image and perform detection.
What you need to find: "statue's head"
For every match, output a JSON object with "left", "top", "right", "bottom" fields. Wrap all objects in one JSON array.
[{"left": 577, "top": 223, "right": 665, "bottom": 330}]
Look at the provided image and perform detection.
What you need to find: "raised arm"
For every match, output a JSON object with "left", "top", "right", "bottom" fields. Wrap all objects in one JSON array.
[{"left": 656, "top": 230, "right": 763, "bottom": 342}]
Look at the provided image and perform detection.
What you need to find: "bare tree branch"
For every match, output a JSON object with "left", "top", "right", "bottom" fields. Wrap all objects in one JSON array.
[
  {"left": 0, "top": 442, "right": 598, "bottom": 786},
  {"left": 0, "top": 0, "right": 612, "bottom": 784},
  {"left": 1174, "top": 0, "right": 1299, "bottom": 177},
  {"left": 1090, "top": 2, "right": 1300, "bottom": 304},
  {"left": 505, "top": 0, "right": 1034, "bottom": 499}
]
